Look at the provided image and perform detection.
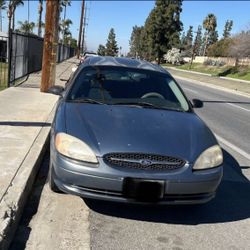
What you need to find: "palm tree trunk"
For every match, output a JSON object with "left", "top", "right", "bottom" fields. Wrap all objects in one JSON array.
[
  {"left": 7, "top": 3, "right": 12, "bottom": 35},
  {"left": 12, "top": 7, "right": 16, "bottom": 30},
  {"left": 203, "top": 33, "right": 208, "bottom": 56},
  {"left": 8, "top": 15, "right": 12, "bottom": 35},
  {"left": 38, "top": 0, "right": 43, "bottom": 37},
  {"left": 62, "top": 5, "right": 66, "bottom": 44},
  {"left": 0, "top": 10, "right": 2, "bottom": 32}
]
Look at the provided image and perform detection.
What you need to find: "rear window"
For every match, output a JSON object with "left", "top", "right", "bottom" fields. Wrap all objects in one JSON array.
[{"left": 67, "top": 66, "right": 190, "bottom": 112}]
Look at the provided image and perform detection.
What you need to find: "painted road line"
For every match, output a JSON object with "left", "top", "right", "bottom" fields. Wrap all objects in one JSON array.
[
  {"left": 215, "top": 134, "right": 250, "bottom": 161},
  {"left": 174, "top": 75, "right": 250, "bottom": 99},
  {"left": 182, "top": 87, "right": 198, "bottom": 94},
  {"left": 181, "top": 81, "right": 250, "bottom": 111},
  {"left": 227, "top": 103, "right": 250, "bottom": 112}
]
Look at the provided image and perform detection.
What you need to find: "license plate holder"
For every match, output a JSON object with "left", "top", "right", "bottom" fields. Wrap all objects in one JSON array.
[{"left": 123, "top": 178, "right": 165, "bottom": 202}]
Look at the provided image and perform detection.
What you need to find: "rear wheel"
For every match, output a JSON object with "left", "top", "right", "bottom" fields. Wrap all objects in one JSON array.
[{"left": 49, "top": 161, "right": 63, "bottom": 193}]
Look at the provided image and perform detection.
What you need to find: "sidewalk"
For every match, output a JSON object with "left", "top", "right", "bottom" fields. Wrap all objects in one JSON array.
[
  {"left": 165, "top": 67, "right": 250, "bottom": 96},
  {"left": 0, "top": 57, "right": 78, "bottom": 249}
]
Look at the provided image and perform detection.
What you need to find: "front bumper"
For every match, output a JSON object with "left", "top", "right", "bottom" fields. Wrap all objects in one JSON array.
[{"left": 51, "top": 151, "right": 223, "bottom": 205}]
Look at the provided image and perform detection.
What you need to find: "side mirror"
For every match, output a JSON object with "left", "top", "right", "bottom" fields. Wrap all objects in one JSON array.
[
  {"left": 192, "top": 99, "right": 203, "bottom": 108},
  {"left": 47, "top": 85, "right": 65, "bottom": 96}
]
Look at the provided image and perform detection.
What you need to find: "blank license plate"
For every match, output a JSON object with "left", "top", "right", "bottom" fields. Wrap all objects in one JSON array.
[{"left": 123, "top": 178, "right": 165, "bottom": 202}]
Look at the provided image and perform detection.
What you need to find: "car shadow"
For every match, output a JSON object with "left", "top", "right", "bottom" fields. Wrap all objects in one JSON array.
[
  {"left": 0, "top": 121, "right": 51, "bottom": 127},
  {"left": 85, "top": 149, "right": 250, "bottom": 225}
]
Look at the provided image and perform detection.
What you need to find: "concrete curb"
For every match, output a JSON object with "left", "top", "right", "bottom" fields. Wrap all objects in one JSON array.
[
  {"left": 219, "top": 76, "right": 250, "bottom": 84},
  {"left": 173, "top": 75, "right": 250, "bottom": 99},
  {"left": 0, "top": 103, "right": 57, "bottom": 250}
]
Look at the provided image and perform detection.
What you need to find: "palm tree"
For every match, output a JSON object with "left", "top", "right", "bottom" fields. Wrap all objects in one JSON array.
[
  {"left": 37, "top": 20, "right": 45, "bottom": 36},
  {"left": 17, "top": 20, "right": 35, "bottom": 34},
  {"left": 60, "top": 0, "right": 71, "bottom": 44},
  {"left": 37, "top": 0, "right": 43, "bottom": 37},
  {"left": 7, "top": 0, "right": 24, "bottom": 33},
  {"left": 0, "top": 0, "right": 6, "bottom": 32},
  {"left": 59, "top": 18, "right": 72, "bottom": 42},
  {"left": 202, "top": 13, "right": 217, "bottom": 55}
]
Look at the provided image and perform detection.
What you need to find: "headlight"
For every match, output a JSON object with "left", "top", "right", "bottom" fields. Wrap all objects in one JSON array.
[
  {"left": 55, "top": 132, "right": 98, "bottom": 163},
  {"left": 193, "top": 145, "right": 223, "bottom": 170}
]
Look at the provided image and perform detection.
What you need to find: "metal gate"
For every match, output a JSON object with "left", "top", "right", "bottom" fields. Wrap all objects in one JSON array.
[
  {"left": 0, "top": 35, "right": 8, "bottom": 90},
  {"left": 8, "top": 31, "right": 44, "bottom": 87},
  {"left": 8, "top": 30, "right": 76, "bottom": 87}
]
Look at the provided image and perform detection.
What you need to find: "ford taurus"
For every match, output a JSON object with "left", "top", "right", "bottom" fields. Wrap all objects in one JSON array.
[{"left": 48, "top": 56, "right": 223, "bottom": 204}]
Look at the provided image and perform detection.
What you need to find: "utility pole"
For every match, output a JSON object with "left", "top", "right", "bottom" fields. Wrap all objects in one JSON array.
[
  {"left": 81, "top": 7, "right": 87, "bottom": 54},
  {"left": 77, "top": 0, "right": 85, "bottom": 58},
  {"left": 40, "top": 0, "right": 60, "bottom": 92}
]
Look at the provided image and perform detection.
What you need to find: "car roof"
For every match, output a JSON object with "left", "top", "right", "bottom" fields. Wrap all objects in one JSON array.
[{"left": 83, "top": 56, "right": 169, "bottom": 74}]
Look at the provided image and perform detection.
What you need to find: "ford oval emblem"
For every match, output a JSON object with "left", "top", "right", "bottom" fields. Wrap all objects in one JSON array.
[{"left": 140, "top": 160, "right": 152, "bottom": 166}]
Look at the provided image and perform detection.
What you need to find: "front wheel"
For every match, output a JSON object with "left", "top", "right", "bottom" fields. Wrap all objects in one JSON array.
[{"left": 48, "top": 161, "right": 63, "bottom": 193}]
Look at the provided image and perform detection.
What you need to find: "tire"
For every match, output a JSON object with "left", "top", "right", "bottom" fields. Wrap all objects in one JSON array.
[{"left": 48, "top": 161, "right": 63, "bottom": 193}]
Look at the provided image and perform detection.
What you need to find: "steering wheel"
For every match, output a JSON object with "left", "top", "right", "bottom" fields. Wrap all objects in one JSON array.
[{"left": 141, "top": 92, "right": 165, "bottom": 99}]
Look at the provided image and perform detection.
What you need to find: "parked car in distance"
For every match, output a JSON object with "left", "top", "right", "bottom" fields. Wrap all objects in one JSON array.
[
  {"left": 80, "top": 52, "right": 98, "bottom": 64},
  {"left": 48, "top": 56, "right": 223, "bottom": 205}
]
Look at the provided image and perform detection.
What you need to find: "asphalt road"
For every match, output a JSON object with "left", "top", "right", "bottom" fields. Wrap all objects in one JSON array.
[
  {"left": 11, "top": 77, "right": 250, "bottom": 250},
  {"left": 177, "top": 77, "right": 250, "bottom": 175}
]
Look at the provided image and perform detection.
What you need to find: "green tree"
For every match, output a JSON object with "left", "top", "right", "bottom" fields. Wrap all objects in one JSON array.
[
  {"left": 208, "top": 30, "right": 218, "bottom": 47},
  {"left": 17, "top": 20, "right": 35, "bottom": 34},
  {"left": 59, "top": 18, "right": 73, "bottom": 41},
  {"left": 141, "top": 10, "right": 156, "bottom": 60},
  {"left": 129, "top": 25, "right": 144, "bottom": 58},
  {"left": 60, "top": 0, "right": 71, "bottom": 44},
  {"left": 183, "top": 25, "right": 193, "bottom": 56},
  {"left": 180, "top": 32, "right": 186, "bottom": 49},
  {"left": 230, "top": 30, "right": 250, "bottom": 65},
  {"left": 97, "top": 44, "right": 106, "bottom": 56},
  {"left": 0, "top": 0, "right": 6, "bottom": 32},
  {"left": 105, "top": 28, "right": 119, "bottom": 56},
  {"left": 139, "top": 27, "right": 150, "bottom": 60},
  {"left": 37, "top": 0, "right": 43, "bottom": 37},
  {"left": 200, "top": 31, "right": 207, "bottom": 57},
  {"left": 202, "top": 13, "right": 217, "bottom": 55},
  {"left": 64, "top": 37, "right": 77, "bottom": 48},
  {"left": 7, "top": 0, "right": 24, "bottom": 32},
  {"left": 143, "top": 0, "right": 183, "bottom": 63},
  {"left": 223, "top": 20, "right": 233, "bottom": 39},
  {"left": 186, "top": 26, "right": 193, "bottom": 48},
  {"left": 207, "top": 38, "right": 233, "bottom": 57},
  {"left": 194, "top": 25, "right": 203, "bottom": 56}
]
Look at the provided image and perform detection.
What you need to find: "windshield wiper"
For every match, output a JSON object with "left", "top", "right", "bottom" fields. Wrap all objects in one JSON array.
[
  {"left": 69, "top": 98, "right": 105, "bottom": 104},
  {"left": 112, "top": 101, "right": 167, "bottom": 110},
  {"left": 113, "top": 102, "right": 184, "bottom": 112}
]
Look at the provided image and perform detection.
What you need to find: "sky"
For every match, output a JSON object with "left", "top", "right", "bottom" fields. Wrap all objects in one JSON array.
[{"left": 1, "top": 0, "right": 250, "bottom": 55}]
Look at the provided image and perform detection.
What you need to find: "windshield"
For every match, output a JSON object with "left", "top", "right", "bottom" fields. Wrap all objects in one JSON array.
[{"left": 67, "top": 66, "right": 190, "bottom": 112}]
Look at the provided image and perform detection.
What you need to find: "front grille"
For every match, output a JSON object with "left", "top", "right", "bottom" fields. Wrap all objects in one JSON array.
[{"left": 104, "top": 153, "right": 186, "bottom": 171}]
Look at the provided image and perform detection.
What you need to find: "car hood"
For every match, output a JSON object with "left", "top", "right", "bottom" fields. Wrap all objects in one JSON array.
[{"left": 64, "top": 103, "right": 217, "bottom": 163}]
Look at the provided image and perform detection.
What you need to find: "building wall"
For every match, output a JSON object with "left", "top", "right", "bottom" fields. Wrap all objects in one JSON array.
[{"left": 192, "top": 56, "right": 250, "bottom": 66}]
